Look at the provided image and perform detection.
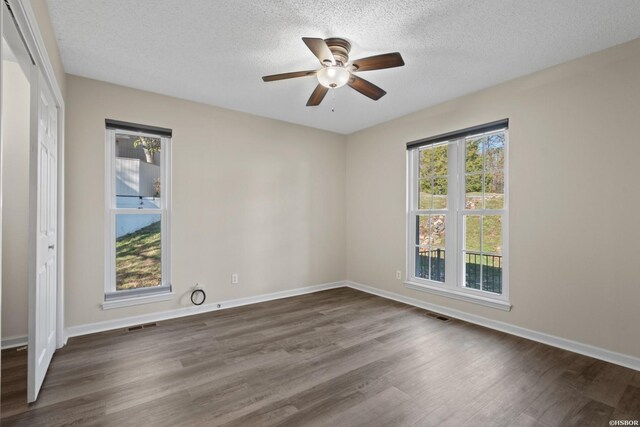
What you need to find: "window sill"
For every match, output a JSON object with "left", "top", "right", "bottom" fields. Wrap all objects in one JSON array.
[
  {"left": 102, "top": 291, "right": 174, "bottom": 310},
  {"left": 404, "top": 280, "right": 512, "bottom": 312}
]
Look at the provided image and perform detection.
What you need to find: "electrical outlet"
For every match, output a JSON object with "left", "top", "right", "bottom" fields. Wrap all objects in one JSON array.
[
  {"left": 231, "top": 273, "right": 238, "bottom": 284},
  {"left": 396, "top": 270, "right": 402, "bottom": 280}
]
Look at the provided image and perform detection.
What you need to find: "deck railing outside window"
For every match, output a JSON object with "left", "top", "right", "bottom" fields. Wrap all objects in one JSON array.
[{"left": 416, "top": 249, "right": 502, "bottom": 294}]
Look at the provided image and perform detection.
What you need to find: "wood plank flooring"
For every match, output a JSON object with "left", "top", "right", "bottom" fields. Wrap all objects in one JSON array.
[{"left": 1, "top": 287, "right": 639, "bottom": 426}]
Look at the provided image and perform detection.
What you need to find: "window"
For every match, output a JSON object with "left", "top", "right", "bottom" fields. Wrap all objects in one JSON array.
[
  {"left": 407, "top": 120, "right": 510, "bottom": 310},
  {"left": 104, "top": 120, "right": 172, "bottom": 306}
]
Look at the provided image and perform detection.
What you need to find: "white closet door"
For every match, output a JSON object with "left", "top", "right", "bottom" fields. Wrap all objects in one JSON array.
[{"left": 27, "top": 69, "right": 57, "bottom": 403}]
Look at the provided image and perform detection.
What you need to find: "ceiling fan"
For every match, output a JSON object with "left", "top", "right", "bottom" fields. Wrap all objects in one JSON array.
[{"left": 262, "top": 37, "right": 405, "bottom": 106}]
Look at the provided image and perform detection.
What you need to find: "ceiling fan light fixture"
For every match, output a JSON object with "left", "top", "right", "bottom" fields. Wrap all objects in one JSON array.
[{"left": 317, "top": 66, "right": 350, "bottom": 88}]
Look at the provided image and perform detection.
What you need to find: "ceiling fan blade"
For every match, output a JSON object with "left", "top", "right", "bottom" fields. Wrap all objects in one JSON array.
[
  {"left": 262, "top": 70, "right": 318, "bottom": 82},
  {"left": 302, "top": 37, "right": 336, "bottom": 66},
  {"left": 348, "top": 75, "right": 386, "bottom": 100},
  {"left": 350, "top": 52, "right": 405, "bottom": 72},
  {"left": 306, "top": 84, "right": 329, "bottom": 106}
]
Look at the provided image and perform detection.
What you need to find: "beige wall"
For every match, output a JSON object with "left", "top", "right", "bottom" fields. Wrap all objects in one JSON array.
[
  {"left": 346, "top": 38, "right": 640, "bottom": 358},
  {"left": 30, "top": 0, "right": 65, "bottom": 97},
  {"left": 60, "top": 31, "right": 640, "bottom": 360},
  {"left": 64, "top": 75, "right": 346, "bottom": 327},
  {"left": 1, "top": 61, "right": 30, "bottom": 339}
]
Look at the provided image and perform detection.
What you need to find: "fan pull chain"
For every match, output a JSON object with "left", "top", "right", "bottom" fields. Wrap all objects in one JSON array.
[{"left": 331, "top": 88, "right": 336, "bottom": 112}]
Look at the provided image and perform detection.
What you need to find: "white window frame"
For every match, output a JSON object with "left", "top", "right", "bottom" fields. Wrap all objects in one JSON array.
[
  {"left": 104, "top": 127, "right": 172, "bottom": 308},
  {"left": 405, "top": 128, "right": 510, "bottom": 311}
]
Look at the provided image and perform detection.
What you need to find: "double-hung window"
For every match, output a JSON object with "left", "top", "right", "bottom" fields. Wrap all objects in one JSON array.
[
  {"left": 406, "top": 120, "right": 510, "bottom": 310},
  {"left": 104, "top": 120, "right": 172, "bottom": 306}
]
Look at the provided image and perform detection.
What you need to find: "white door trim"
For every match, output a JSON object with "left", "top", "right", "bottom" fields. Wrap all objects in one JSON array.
[
  {"left": 7, "top": 0, "right": 65, "bottom": 349},
  {"left": 0, "top": 1, "right": 4, "bottom": 352}
]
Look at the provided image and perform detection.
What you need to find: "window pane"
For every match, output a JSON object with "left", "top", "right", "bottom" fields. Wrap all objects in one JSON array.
[
  {"left": 463, "top": 215, "right": 503, "bottom": 294},
  {"left": 429, "top": 248, "right": 445, "bottom": 282},
  {"left": 482, "top": 253, "right": 502, "bottom": 294},
  {"left": 116, "top": 214, "right": 161, "bottom": 290},
  {"left": 465, "top": 174, "right": 483, "bottom": 209},
  {"left": 418, "top": 179, "right": 433, "bottom": 210},
  {"left": 485, "top": 133, "right": 505, "bottom": 172},
  {"left": 464, "top": 215, "right": 481, "bottom": 252},
  {"left": 417, "top": 215, "right": 430, "bottom": 245},
  {"left": 115, "top": 133, "right": 161, "bottom": 209},
  {"left": 430, "top": 215, "right": 446, "bottom": 248},
  {"left": 432, "top": 144, "right": 447, "bottom": 176},
  {"left": 415, "top": 215, "right": 446, "bottom": 283},
  {"left": 419, "top": 148, "right": 433, "bottom": 178},
  {"left": 433, "top": 178, "right": 447, "bottom": 209},
  {"left": 465, "top": 252, "right": 481, "bottom": 290},
  {"left": 415, "top": 247, "right": 429, "bottom": 279},
  {"left": 465, "top": 138, "right": 483, "bottom": 173},
  {"left": 484, "top": 172, "right": 504, "bottom": 209},
  {"left": 482, "top": 215, "right": 503, "bottom": 255},
  {"left": 430, "top": 215, "right": 445, "bottom": 283}
]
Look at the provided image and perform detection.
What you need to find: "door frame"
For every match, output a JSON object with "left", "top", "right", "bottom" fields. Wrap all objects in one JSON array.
[
  {"left": 0, "top": 0, "right": 4, "bottom": 352},
  {"left": 4, "top": 0, "right": 65, "bottom": 349}
]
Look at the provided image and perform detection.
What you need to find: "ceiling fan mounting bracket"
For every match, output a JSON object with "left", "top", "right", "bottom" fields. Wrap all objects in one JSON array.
[{"left": 324, "top": 37, "right": 351, "bottom": 66}]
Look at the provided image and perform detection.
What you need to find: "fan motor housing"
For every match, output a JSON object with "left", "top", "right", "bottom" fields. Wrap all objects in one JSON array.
[{"left": 324, "top": 38, "right": 351, "bottom": 65}]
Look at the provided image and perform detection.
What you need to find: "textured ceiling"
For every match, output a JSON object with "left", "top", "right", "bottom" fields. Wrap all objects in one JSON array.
[{"left": 47, "top": 0, "right": 640, "bottom": 134}]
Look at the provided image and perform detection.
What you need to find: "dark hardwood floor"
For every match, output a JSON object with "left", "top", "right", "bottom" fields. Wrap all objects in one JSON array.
[{"left": 2, "top": 287, "right": 639, "bottom": 426}]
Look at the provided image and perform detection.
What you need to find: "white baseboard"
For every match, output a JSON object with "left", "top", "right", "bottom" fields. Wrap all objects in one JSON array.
[
  {"left": 2, "top": 335, "right": 28, "bottom": 350},
  {"left": 64, "top": 281, "right": 346, "bottom": 341},
  {"left": 346, "top": 280, "right": 640, "bottom": 372}
]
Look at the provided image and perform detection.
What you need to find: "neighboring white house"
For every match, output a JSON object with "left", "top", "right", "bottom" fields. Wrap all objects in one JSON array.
[{"left": 115, "top": 157, "right": 159, "bottom": 198}]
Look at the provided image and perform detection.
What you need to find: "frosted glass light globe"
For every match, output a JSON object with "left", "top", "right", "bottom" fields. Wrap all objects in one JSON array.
[{"left": 317, "top": 66, "right": 350, "bottom": 88}]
